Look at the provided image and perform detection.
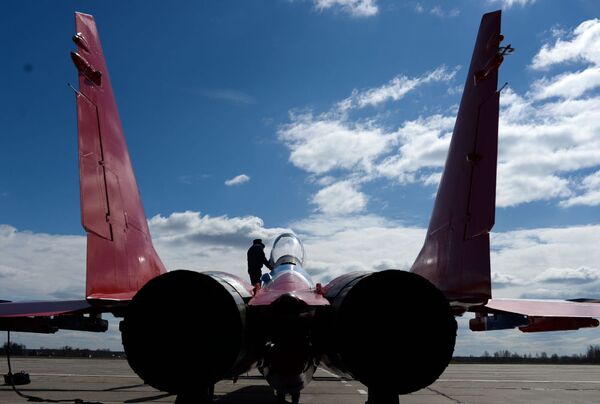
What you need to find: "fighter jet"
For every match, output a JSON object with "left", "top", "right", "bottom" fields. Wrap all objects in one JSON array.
[{"left": 1, "top": 9, "right": 600, "bottom": 404}]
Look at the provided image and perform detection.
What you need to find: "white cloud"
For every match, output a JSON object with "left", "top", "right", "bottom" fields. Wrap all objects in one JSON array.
[
  {"left": 531, "top": 19, "right": 600, "bottom": 70},
  {"left": 277, "top": 19, "right": 600, "bottom": 209},
  {"left": 429, "top": 6, "right": 460, "bottom": 18},
  {"left": 0, "top": 224, "right": 85, "bottom": 301},
  {"left": 337, "top": 66, "right": 458, "bottom": 111},
  {"left": 311, "top": 180, "right": 368, "bottom": 215},
  {"left": 488, "top": 0, "right": 536, "bottom": 9},
  {"left": 149, "top": 210, "right": 288, "bottom": 255},
  {"left": 225, "top": 174, "right": 250, "bottom": 186},
  {"left": 490, "top": 225, "right": 600, "bottom": 299},
  {"left": 413, "top": 3, "right": 459, "bottom": 18},
  {"left": 277, "top": 66, "right": 459, "bottom": 213},
  {"left": 201, "top": 89, "right": 256, "bottom": 105},
  {"left": 314, "top": 0, "right": 378, "bottom": 17},
  {"left": 2, "top": 217, "right": 600, "bottom": 355},
  {"left": 278, "top": 113, "right": 395, "bottom": 175},
  {"left": 560, "top": 170, "right": 600, "bottom": 207},
  {"left": 536, "top": 267, "right": 600, "bottom": 284},
  {"left": 375, "top": 114, "right": 455, "bottom": 182},
  {"left": 491, "top": 272, "right": 524, "bottom": 289},
  {"left": 530, "top": 67, "right": 600, "bottom": 100},
  {"left": 276, "top": 19, "right": 600, "bottom": 210},
  {"left": 494, "top": 19, "right": 600, "bottom": 206}
]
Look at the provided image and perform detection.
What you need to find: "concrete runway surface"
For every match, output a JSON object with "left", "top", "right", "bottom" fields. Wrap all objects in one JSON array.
[{"left": 1, "top": 358, "right": 600, "bottom": 403}]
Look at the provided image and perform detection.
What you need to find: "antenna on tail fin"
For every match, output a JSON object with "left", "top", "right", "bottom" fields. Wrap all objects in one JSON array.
[
  {"left": 410, "top": 10, "right": 504, "bottom": 305},
  {"left": 72, "top": 12, "right": 166, "bottom": 302}
]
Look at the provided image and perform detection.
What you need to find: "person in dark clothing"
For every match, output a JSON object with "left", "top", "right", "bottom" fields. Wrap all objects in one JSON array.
[{"left": 247, "top": 239, "right": 271, "bottom": 292}]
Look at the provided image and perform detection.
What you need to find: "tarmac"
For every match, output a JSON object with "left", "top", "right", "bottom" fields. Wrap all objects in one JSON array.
[{"left": 1, "top": 358, "right": 600, "bottom": 403}]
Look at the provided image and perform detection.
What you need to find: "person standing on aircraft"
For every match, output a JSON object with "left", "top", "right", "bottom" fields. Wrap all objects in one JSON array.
[{"left": 247, "top": 239, "right": 271, "bottom": 293}]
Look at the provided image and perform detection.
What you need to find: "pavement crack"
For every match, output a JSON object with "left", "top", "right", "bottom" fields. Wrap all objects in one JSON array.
[{"left": 426, "top": 387, "right": 464, "bottom": 403}]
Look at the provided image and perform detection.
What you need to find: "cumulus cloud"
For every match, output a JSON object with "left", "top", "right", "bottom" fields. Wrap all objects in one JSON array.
[
  {"left": 278, "top": 113, "right": 395, "bottom": 175},
  {"left": 490, "top": 225, "right": 600, "bottom": 299},
  {"left": 491, "top": 272, "right": 523, "bottom": 289},
  {"left": 2, "top": 217, "right": 600, "bottom": 354},
  {"left": 413, "top": 3, "right": 460, "bottom": 18},
  {"left": 0, "top": 224, "right": 85, "bottom": 301},
  {"left": 277, "top": 66, "right": 459, "bottom": 211},
  {"left": 493, "top": 19, "right": 600, "bottom": 206},
  {"left": 225, "top": 174, "right": 250, "bottom": 186},
  {"left": 488, "top": 0, "right": 536, "bottom": 8},
  {"left": 375, "top": 114, "right": 455, "bottom": 182},
  {"left": 560, "top": 170, "right": 600, "bottom": 207},
  {"left": 279, "top": 19, "right": 600, "bottom": 209},
  {"left": 530, "top": 67, "right": 600, "bottom": 100},
  {"left": 536, "top": 267, "right": 600, "bottom": 284},
  {"left": 337, "top": 66, "right": 458, "bottom": 111},
  {"left": 531, "top": 19, "right": 600, "bottom": 70},
  {"left": 313, "top": 0, "right": 378, "bottom": 17},
  {"left": 311, "top": 180, "right": 368, "bottom": 215},
  {"left": 149, "top": 211, "right": 290, "bottom": 271}
]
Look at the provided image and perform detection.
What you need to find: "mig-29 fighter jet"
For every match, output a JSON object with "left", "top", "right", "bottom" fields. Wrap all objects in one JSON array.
[{"left": 1, "top": 9, "right": 600, "bottom": 404}]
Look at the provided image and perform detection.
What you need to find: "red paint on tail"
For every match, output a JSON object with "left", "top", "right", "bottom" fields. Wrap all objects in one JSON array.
[
  {"left": 73, "top": 13, "right": 166, "bottom": 301},
  {"left": 410, "top": 11, "right": 502, "bottom": 303}
]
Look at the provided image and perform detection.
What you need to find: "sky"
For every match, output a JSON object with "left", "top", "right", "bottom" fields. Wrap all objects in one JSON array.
[{"left": 1, "top": 0, "right": 600, "bottom": 355}]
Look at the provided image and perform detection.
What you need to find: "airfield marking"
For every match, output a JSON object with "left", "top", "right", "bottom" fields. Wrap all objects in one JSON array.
[
  {"left": 316, "top": 367, "right": 368, "bottom": 397},
  {"left": 437, "top": 379, "right": 600, "bottom": 384},
  {"left": 319, "top": 368, "right": 341, "bottom": 379},
  {"left": 28, "top": 373, "right": 139, "bottom": 378}
]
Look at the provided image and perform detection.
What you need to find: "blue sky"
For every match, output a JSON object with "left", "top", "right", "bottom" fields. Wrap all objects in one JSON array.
[{"left": 1, "top": 0, "right": 600, "bottom": 354}]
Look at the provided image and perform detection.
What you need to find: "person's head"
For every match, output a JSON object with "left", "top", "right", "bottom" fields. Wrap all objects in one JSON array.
[{"left": 253, "top": 239, "right": 265, "bottom": 248}]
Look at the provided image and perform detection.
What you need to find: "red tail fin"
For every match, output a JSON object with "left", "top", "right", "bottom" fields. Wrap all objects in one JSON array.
[
  {"left": 72, "top": 12, "right": 166, "bottom": 301},
  {"left": 410, "top": 11, "right": 502, "bottom": 303}
]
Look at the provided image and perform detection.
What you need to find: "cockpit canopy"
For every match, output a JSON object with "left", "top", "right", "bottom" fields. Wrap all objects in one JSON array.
[{"left": 269, "top": 233, "right": 305, "bottom": 268}]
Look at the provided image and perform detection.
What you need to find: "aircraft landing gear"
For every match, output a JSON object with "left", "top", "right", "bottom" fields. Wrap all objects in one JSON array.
[
  {"left": 175, "top": 384, "right": 214, "bottom": 403},
  {"left": 365, "top": 388, "right": 399, "bottom": 404}
]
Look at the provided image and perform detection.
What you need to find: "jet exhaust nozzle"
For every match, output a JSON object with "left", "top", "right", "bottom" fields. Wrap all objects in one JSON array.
[
  {"left": 316, "top": 270, "right": 456, "bottom": 395},
  {"left": 120, "top": 270, "right": 251, "bottom": 394}
]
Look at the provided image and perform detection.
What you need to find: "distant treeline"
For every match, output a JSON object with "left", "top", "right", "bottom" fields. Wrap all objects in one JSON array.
[
  {"left": 3, "top": 342, "right": 600, "bottom": 363},
  {"left": 0, "top": 342, "right": 125, "bottom": 359},
  {"left": 453, "top": 345, "right": 600, "bottom": 364}
]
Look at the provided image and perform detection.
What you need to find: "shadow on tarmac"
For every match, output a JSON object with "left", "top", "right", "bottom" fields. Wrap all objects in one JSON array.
[{"left": 215, "top": 385, "right": 279, "bottom": 403}]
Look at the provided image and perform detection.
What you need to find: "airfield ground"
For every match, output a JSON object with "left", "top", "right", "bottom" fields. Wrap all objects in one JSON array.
[{"left": 0, "top": 358, "right": 599, "bottom": 403}]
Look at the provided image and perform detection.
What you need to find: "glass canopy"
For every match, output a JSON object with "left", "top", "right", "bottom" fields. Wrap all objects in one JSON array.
[{"left": 269, "top": 233, "right": 305, "bottom": 268}]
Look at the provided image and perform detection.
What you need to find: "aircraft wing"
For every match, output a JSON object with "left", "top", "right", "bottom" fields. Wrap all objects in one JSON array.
[
  {"left": 0, "top": 300, "right": 108, "bottom": 334},
  {"left": 0, "top": 300, "right": 91, "bottom": 318},
  {"left": 469, "top": 298, "right": 600, "bottom": 332},
  {"left": 484, "top": 298, "right": 600, "bottom": 317}
]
